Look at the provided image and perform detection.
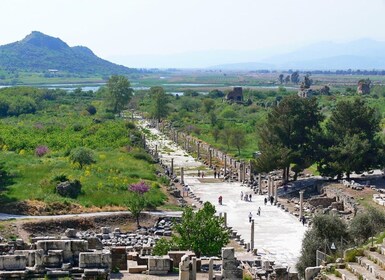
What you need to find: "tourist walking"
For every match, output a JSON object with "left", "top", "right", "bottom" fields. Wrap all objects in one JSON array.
[
  {"left": 264, "top": 197, "right": 267, "bottom": 205},
  {"left": 249, "top": 194, "right": 252, "bottom": 201},
  {"left": 248, "top": 212, "right": 253, "bottom": 222},
  {"left": 270, "top": 196, "right": 274, "bottom": 205},
  {"left": 257, "top": 207, "right": 261, "bottom": 216},
  {"left": 241, "top": 191, "right": 243, "bottom": 200},
  {"left": 218, "top": 196, "right": 223, "bottom": 205}
]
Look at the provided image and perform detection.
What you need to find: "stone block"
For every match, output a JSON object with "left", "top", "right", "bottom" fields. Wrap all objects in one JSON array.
[
  {"left": 101, "top": 227, "right": 111, "bottom": 234},
  {"left": 128, "top": 265, "right": 147, "bottom": 273},
  {"left": 65, "top": 228, "right": 77, "bottom": 238},
  {"left": 79, "top": 250, "right": 111, "bottom": 269},
  {"left": 221, "top": 247, "right": 235, "bottom": 260},
  {"left": 43, "top": 250, "right": 63, "bottom": 268},
  {"left": 0, "top": 255, "right": 27, "bottom": 270},
  {"left": 14, "top": 250, "right": 37, "bottom": 267},
  {"left": 47, "top": 270, "right": 70, "bottom": 277},
  {"left": 168, "top": 251, "right": 194, "bottom": 267},
  {"left": 87, "top": 237, "right": 103, "bottom": 250},
  {"left": 111, "top": 247, "right": 127, "bottom": 271},
  {"left": 222, "top": 260, "right": 239, "bottom": 271},
  {"left": 304, "top": 266, "right": 321, "bottom": 280},
  {"left": 222, "top": 268, "right": 243, "bottom": 279}
]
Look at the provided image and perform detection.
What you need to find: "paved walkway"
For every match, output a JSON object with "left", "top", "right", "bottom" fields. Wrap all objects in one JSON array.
[{"left": 140, "top": 119, "right": 307, "bottom": 270}]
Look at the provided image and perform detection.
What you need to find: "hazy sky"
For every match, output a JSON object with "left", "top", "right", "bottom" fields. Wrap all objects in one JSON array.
[{"left": 1, "top": 0, "right": 385, "bottom": 67}]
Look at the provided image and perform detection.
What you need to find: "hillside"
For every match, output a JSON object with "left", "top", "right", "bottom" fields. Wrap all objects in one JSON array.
[{"left": 0, "top": 31, "right": 135, "bottom": 75}]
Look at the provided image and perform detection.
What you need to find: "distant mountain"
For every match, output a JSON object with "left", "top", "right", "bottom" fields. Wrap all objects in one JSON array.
[
  {"left": 210, "top": 39, "right": 385, "bottom": 70},
  {"left": 0, "top": 31, "right": 135, "bottom": 75}
]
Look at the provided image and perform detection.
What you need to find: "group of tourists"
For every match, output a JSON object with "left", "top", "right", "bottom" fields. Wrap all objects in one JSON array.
[{"left": 240, "top": 191, "right": 252, "bottom": 202}]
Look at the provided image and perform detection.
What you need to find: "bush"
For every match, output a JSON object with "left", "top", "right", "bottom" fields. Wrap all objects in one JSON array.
[
  {"left": 35, "top": 145, "right": 49, "bottom": 157},
  {"left": 344, "top": 248, "right": 364, "bottom": 262},
  {"left": 86, "top": 105, "right": 97, "bottom": 115},
  {"left": 131, "top": 150, "right": 154, "bottom": 163}
]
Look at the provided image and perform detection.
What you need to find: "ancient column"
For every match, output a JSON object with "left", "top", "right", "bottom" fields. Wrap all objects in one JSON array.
[
  {"left": 171, "top": 158, "right": 174, "bottom": 176},
  {"left": 258, "top": 174, "right": 262, "bottom": 194},
  {"left": 299, "top": 190, "right": 304, "bottom": 219},
  {"left": 179, "top": 255, "right": 190, "bottom": 280},
  {"left": 208, "top": 258, "right": 214, "bottom": 280},
  {"left": 267, "top": 176, "right": 271, "bottom": 198},
  {"left": 251, "top": 219, "right": 255, "bottom": 251},
  {"left": 180, "top": 167, "right": 184, "bottom": 184},
  {"left": 176, "top": 131, "right": 179, "bottom": 144},
  {"left": 197, "top": 142, "right": 200, "bottom": 159},
  {"left": 238, "top": 162, "right": 242, "bottom": 182},
  {"left": 191, "top": 257, "right": 197, "bottom": 280},
  {"left": 224, "top": 155, "right": 227, "bottom": 176},
  {"left": 187, "top": 137, "right": 190, "bottom": 152},
  {"left": 209, "top": 148, "right": 212, "bottom": 167},
  {"left": 224, "top": 212, "right": 227, "bottom": 227},
  {"left": 274, "top": 183, "right": 278, "bottom": 204}
]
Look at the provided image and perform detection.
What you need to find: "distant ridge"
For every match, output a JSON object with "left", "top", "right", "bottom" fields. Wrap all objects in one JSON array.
[
  {"left": 0, "top": 31, "right": 136, "bottom": 75},
  {"left": 210, "top": 39, "right": 385, "bottom": 70}
]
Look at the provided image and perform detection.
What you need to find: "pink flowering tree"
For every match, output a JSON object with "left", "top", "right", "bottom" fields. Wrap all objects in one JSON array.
[
  {"left": 35, "top": 145, "right": 49, "bottom": 157},
  {"left": 127, "top": 181, "right": 150, "bottom": 228}
]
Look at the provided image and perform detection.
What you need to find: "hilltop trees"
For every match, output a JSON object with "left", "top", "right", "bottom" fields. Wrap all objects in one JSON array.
[{"left": 106, "top": 75, "right": 133, "bottom": 114}]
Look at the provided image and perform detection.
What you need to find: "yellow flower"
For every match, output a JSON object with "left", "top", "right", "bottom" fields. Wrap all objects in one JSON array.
[{"left": 19, "top": 149, "right": 26, "bottom": 155}]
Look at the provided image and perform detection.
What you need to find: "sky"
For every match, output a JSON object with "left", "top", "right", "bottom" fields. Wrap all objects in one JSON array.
[{"left": 1, "top": 0, "right": 385, "bottom": 68}]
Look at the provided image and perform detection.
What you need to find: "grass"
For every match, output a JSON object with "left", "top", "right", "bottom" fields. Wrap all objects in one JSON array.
[{"left": 0, "top": 149, "right": 161, "bottom": 208}]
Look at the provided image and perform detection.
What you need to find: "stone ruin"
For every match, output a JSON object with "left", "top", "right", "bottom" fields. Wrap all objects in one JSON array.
[
  {"left": 226, "top": 87, "right": 243, "bottom": 103},
  {"left": 0, "top": 217, "right": 175, "bottom": 279},
  {"left": 0, "top": 238, "right": 110, "bottom": 279}
]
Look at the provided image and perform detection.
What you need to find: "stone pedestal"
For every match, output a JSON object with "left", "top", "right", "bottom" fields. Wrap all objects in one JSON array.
[{"left": 299, "top": 190, "right": 304, "bottom": 219}]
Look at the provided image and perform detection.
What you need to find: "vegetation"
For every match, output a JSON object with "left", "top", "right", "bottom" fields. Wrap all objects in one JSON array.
[
  {"left": 106, "top": 75, "right": 133, "bottom": 114},
  {"left": 153, "top": 202, "right": 230, "bottom": 257},
  {"left": 0, "top": 86, "right": 166, "bottom": 212}
]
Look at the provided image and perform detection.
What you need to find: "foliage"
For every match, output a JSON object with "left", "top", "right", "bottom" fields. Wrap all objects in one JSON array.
[
  {"left": 106, "top": 75, "right": 133, "bottom": 113},
  {"left": 86, "top": 105, "right": 97, "bottom": 115},
  {"left": 69, "top": 147, "right": 96, "bottom": 169},
  {"left": 318, "top": 98, "right": 384, "bottom": 179},
  {"left": 229, "top": 127, "right": 247, "bottom": 155},
  {"left": 256, "top": 95, "right": 323, "bottom": 181},
  {"left": 152, "top": 237, "right": 176, "bottom": 256},
  {"left": 172, "top": 202, "right": 230, "bottom": 257},
  {"left": 344, "top": 248, "right": 364, "bottom": 262},
  {"left": 349, "top": 207, "right": 385, "bottom": 245},
  {"left": 126, "top": 181, "right": 151, "bottom": 228},
  {"left": 296, "top": 214, "right": 348, "bottom": 277},
  {"left": 35, "top": 145, "right": 49, "bottom": 157},
  {"left": 149, "top": 86, "right": 170, "bottom": 122}
]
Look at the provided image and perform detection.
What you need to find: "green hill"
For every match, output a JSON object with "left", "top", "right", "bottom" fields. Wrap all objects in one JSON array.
[{"left": 0, "top": 31, "right": 136, "bottom": 75}]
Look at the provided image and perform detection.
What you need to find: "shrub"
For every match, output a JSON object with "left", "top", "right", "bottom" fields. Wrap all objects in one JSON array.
[
  {"left": 35, "top": 145, "right": 49, "bottom": 157},
  {"left": 86, "top": 105, "right": 97, "bottom": 115}
]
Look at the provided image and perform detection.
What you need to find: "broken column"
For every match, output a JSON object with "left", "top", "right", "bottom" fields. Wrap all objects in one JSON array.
[
  {"left": 251, "top": 220, "right": 254, "bottom": 251},
  {"left": 258, "top": 174, "right": 262, "bottom": 194},
  {"left": 221, "top": 247, "right": 242, "bottom": 280},
  {"left": 209, "top": 148, "right": 212, "bottom": 167},
  {"left": 267, "top": 176, "right": 271, "bottom": 198},
  {"left": 197, "top": 142, "right": 200, "bottom": 159},
  {"left": 274, "top": 183, "right": 278, "bottom": 204},
  {"left": 171, "top": 158, "right": 174, "bottom": 176},
  {"left": 178, "top": 255, "right": 190, "bottom": 280},
  {"left": 224, "top": 212, "right": 227, "bottom": 228},
  {"left": 208, "top": 257, "right": 214, "bottom": 280},
  {"left": 180, "top": 167, "right": 184, "bottom": 184},
  {"left": 299, "top": 190, "right": 304, "bottom": 219}
]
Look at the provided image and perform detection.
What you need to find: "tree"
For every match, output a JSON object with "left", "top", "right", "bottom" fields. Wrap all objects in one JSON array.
[
  {"left": 284, "top": 75, "right": 290, "bottom": 84},
  {"left": 211, "top": 127, "right": 221, "bottom": 143},
  {"left": 149, "top": 86, "right": 169, "bottom": 122},
  {"left": 229, "top": 127, "right": 247, "bottom": 155},
  {"left": 290, "top": 71, "right": 300, "bottom": 84},
  {"left": 172, "top": 202, "right": 229, "bottom": 257},
  {"left": 106, "top": 75, "right": 133, "bottom": 114},
  {"left": 202, "top": 98, "right": 215, "bottom": 113},
  {"left": 278, "top": 74, "right": 284, "bottom": 84},
  {"left": 296, "top": 214, "right": 348, "bottom": 277},
  {"left": 256, "top": 96, "right": 323, "bottom": 182},
  {"left": 126, "top": 181, "right": 151, "bottom": 228},
  {"left": 349, "top": 207, "right": 385, "bottom": 246},
  {"left": 69, "top": 147, "right": 96, "bottom": 169},
  {"left": 86, "top": 104, "right": 97, "bottom": 115},
  {"left": 318, "top": 98, "right": 384, "bottom": 179}
]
